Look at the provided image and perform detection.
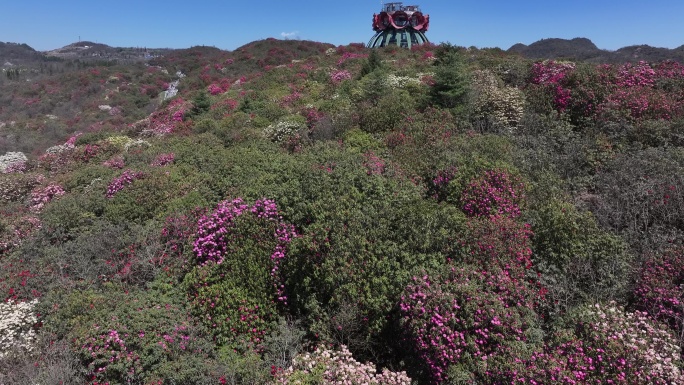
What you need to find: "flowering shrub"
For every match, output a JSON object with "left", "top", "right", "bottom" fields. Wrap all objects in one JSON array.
[
  {"left": 530, "top": 60, "right": 576, "bottom": 113},
  {"left": 102, "top": 155, "right": 125, "bottom": 169},
  {"left": 0, "top": 173, "right": 40, "bottom": 203},
  {"left": 633, "top": 246, "right": 684, "bottom": 345},
  {"left": 0, "top": 152, "right": 28, "bottom": 173},
  {"left": 136, "top": 97, "right": 191, "bottom": 136},
  {"left": 461, "top": 169, "right": 525, "bottom": 218},
  {"left": 106, "top": 169, "right": 144, "bottom": 198},
  {"left": 104, "top": 135, "right": 133, "bottom": 149},
  {"left": 362, "top": 151, "right": 386, "bottom": 176},
  {"left": 428, "top": 166, "right": 459, "bottom": 201},
  {"left": 264, "top": 117, "right": 306, "bottom": 143},
  {"left": 614, "top": 61, "right": 657, "bottom": 88},
  {"left": 0, "top": 299, "right": 38, "bottom": 357},
  {"left": 273, "top": 345, "right": 412, "bottom": 385},
  {"left": 330, "top": 70, "right": 352, "bottom": 83},
  {"left": 0, "top": 215, "right": 41, "bottom": 256},
  {"left": 207, "top": 83, "right": 225, "bottom": 95},
  {"left": 459, "top": 215, "right": 534, "bottom": 278},
  {"left": 29, "top": 184, "right": 65, "bottom": 212},
  {"left": 471, "top": 69, "right": 525, "bottom": 127},
  {"left": 150, "top": 153, "right": 175, "bottom": 167},
  {"left": 399, "top": 268, "right": 540, "bottom": 384},
  {"left": 529, "top": 59, "right": 684, "bottom": 122},
  {"left": 517, "top": 303, "right": 684, "bottom": 384},
  {"left": 62, "top": 289, "right": 221, "bottom": 384},
  {"left": 188, "top": 198, "right": 296, "bottom": 350},
  {"left": 384, "top": 74, "right": 422, "bottom": 89}
]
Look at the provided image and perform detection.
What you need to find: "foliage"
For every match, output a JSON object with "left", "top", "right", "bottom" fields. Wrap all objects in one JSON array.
[
  {"left": 470, "top": 69, "right": 525, "bottom": 129},
  {"left": 430, "top": 44, "right": 471, "bottom": 113},
  {"left": 529, "top": 199, "right": 633, "bottom": 315},
  {"left": 2, "top": 37, "right": 684, "bottom": 385}
]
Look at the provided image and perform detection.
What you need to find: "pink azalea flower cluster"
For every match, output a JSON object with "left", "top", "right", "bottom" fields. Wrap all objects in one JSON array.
[
  {"left": 29, "top": 184, "right": 65, "bottom": 211},
  {"left": 531, "top": 61, "right": 576, "bottom": 112},
  {"left": 531, "top": 60, "right": 575, "bottom": 84},
  {"left": 399, "top": 267, "right": 538, "bottom": 384},
  {"left": 461, "top": 170, "right": 524, "bottom": 218},
  {"left": 337, "top": 51, "right": 368, "bottom": 66},
  {"left": 150, "top": 153, "right": 175, "bottom": 167},
  {"left": 207, "top": 83, "right": 227, "bottom": 95},
  {"left": 532, "top": 59, "right": 684, "bottom": 120},
  {"left": 330, "top": 70, "right": 352, "bottom": 83},
  {"left": 3, "top": 161, "right": 27, "bottom": 174},
  {"left": 143, "top": 98, "right": 190, "bottom": 135},
  {"left": 81, "top": 329, "right": 142, "bottom": 379},
  {"left": 633, "top": 246, "right": 684, "bottom": 345},
  {"left": 429, "top": 166, "right": 458, "bottom": 201},
  {"left": 363, "top": 151, "right": 386, "bottom": 176},
  {"left": 106, "top": 169, "right": 144, "bottom": 198},
  {"left": 0, "top": 216, "right": 41, "bottom": 257},
  {"left": 614, "top": 61, "right": 657, "bottom": 88},
  {"left": 193, "top": 198, "right": 297, "bottom": 303},
  {"left": 103, "top": 156, "right": 125, "bottom": 169}
]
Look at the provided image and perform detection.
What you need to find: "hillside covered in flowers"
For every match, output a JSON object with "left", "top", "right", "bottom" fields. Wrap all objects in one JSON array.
[{"left": 1, "top": 38, "right": 684, "bottom": 384}]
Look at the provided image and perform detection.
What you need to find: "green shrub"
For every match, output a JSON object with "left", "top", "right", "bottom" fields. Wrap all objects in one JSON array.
[{"left": 529, "top": 199, "right": 633, "bottom": 315}]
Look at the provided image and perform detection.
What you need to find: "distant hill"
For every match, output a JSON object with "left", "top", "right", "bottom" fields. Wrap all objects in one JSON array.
[
  {"left": 508, "top": 37, "right": 684, "bottom": 63},
  {"left": 45, "top": 41, "right": 173, "bottom": 63},
  {"left": 0, "top": 42, "right": 44, "bottom": 65}
]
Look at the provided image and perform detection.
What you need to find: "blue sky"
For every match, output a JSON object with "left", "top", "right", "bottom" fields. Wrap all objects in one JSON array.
[{"left": 2, "top": 1, "right": 683, "bottom": 52}]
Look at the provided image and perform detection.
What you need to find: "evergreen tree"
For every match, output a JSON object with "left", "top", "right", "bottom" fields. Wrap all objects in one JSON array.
[{"left": 430, "top": 43, "right": 470, "bottom": 110}]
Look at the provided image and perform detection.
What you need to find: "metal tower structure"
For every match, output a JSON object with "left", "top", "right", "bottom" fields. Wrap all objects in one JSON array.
[{"left": 367, "top": 2, "right": 430, "bottom": 48}]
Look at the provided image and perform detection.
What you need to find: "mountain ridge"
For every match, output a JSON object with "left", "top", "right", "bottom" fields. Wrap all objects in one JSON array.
[
  {"left": 507, "top": 37, "right": 684, "bottom": 63},
  {"left": 4, "top": 37, "right": 684, "bottom": 65}
]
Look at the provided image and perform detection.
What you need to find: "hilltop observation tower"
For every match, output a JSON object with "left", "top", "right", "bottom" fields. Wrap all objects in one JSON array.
[{"left": 367, "top": 2, "right": 430, "bottom": 48}]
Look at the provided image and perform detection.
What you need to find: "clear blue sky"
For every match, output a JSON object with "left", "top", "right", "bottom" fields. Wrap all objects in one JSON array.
[{"left": 2, "top": 1, "right": 683, "bottom": 51}]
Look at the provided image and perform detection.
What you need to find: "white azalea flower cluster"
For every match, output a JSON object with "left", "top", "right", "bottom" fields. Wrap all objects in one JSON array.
[
  {"left": 0, "top": 152, "right": 28, "bottom": 172},
  {"left": 384, "top": 74, "right": 422, "bottom": 89},
  {"left": 0, "top": 299, "right": 39, "bottom": 357},
  {"left": 471, "top": 69, "right": 525, "bottom": 128},
  {"left": 264, "top": 119, "right": 306, "bottom": 143},
  {"left": 584, "top": 303, "right": 684, "bottom": 384},
  {"left": 273, "top": 344, "right": 411, "bottom": 385}
]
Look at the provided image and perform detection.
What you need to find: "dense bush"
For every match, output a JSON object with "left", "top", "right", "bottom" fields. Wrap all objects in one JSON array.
[
  {"left": 517, "top": 303, "right": 684, "bottom": 384},
  {"left": 633, "top": 246, "right": 684, "bottom": 347},
  {"left": 185, "top": 198, "right": 296, "bottom": 352},
  {"left": 529, "top": 200, "right": 633, "bottom": 315},
  {"left": 41, "top": 284, "right": 224, "bottom": 384},
  {"left": 399, "top": 267, "right": 541, "bottom": 384},
  {"left": 591, "top": 147, "right": 684, "bottom": 251}
]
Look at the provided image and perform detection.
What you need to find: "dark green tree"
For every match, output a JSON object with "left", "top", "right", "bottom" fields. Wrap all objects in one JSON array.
[
  {"left": 430, "top": 43, "right": 470, "bottom": 110},
  {"left": 189, "top": 90, "right": 211, "bottom": 117},
  {"left": 359, "top": 49, "right": 384, "bottom": 78}
]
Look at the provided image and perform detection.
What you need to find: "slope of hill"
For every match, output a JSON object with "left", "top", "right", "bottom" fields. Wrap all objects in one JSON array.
[
  {"left": 45, "top": 41, "right": 173, "bottom": 63},
  {"left": 0, "top": 42, "right": 45, "bottom": 65},
  {"left": 1, "top": 39, "right": 684, "bottom": 384}
]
